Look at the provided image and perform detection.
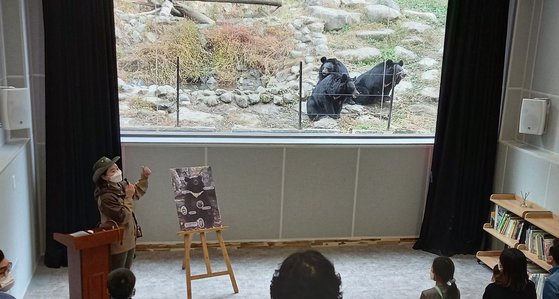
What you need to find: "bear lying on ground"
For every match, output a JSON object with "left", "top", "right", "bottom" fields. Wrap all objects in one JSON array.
[
  {"left": 354, "top": 60, "right": 406, "bottom": 105},
  {"left": 307, "top": 73, "right": 359, "bottom": 121}
]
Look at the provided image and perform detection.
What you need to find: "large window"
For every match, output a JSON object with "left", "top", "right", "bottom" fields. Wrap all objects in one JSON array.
[{"left": 115, "top": 0, "right": 447, "bottom": 135}]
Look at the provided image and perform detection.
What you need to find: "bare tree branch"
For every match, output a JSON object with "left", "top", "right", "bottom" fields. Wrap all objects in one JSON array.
[
  {"left": 136, "top": 8, "right": 162, "bottom": 15},
  {"left": 174, "top": 2, "right": 216, "bottom": 24},
  {"left": 128, "top": 0, "right": 156, "bottom": 7},
  {"left": 179, "top": 0, "right": 282, "bottom": 7}
]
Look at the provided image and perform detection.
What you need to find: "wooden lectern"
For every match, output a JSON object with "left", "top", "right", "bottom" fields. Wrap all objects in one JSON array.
[{"left": 54, "top": 227, "right": 123, "bottom": 299}]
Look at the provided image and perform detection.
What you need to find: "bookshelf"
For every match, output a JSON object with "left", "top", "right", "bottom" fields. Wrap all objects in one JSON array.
[
  {"left": 524, "top": 212, "right": 559, "bottom": 238},
  {"left": 518, "top": 244, "right": 552, "bottom": 271},
  {"left": 489, "top": 193, "right": 548, "bottom": 217},
  {"left": 482, "top": 223, "right": 519, "bottom": 248},
  {"left": 475, "top": 250, "right": 501, "bottom": 269},
  {"left": 476, "top": 194, "right": 551, "bottom": 271}
]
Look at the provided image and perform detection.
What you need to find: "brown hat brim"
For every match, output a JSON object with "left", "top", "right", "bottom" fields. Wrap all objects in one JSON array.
[{"left": 92, "top": 156, "right": 120, "bottom": 183}]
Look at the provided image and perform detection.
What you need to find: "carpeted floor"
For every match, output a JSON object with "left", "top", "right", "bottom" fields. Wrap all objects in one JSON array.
[{"left": 24, "top": 244, "right": 492, "bottom": 299}]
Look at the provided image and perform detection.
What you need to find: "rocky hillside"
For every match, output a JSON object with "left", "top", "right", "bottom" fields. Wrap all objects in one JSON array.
[{"left": 114, "top": 0, "right": 447, "bottom": 133}]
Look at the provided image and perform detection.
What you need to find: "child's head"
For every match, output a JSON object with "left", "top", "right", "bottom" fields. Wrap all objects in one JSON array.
[
  {"left": 108, "top": 268, "right": 136, "bottom": 299},
  {"left": 270, "top": 250, "right": 342, "bottom": 299},
  {"left": 548, "top": 238, "right": 559, "bottom": 266},
  {"left": 431, "top": 256, "right": 455, "bottom": 283},
  {"left": 431, "top": 256, "right": 459, "bottom": 299}
]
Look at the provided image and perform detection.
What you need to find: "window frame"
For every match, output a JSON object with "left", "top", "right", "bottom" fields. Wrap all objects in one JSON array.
[{"left": 120, "top": 130, "right": 434, "bottom": 145}]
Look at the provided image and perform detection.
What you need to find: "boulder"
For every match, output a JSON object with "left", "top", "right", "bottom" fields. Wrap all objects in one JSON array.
[
  {"left": 336, "top": 47, "right": 381, "bottom": 61},
  {"left": 366, "top": 5, "right": 401, "bottom": 22},
  {"left": 308, "top": 6, "right": 361, "bottom": 31}
]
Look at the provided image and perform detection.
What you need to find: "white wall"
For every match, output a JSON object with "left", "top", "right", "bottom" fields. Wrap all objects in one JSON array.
[
  {"left": 495, "top": 0, "right": 559, "bottom": 212},
  {"left": 0, "top": 0, "right": 26, "bottom": 88},
  {"left": 0, "top": 143, "right": 38, "bottom": 298},
  {"left": 0, "top": 0, "right": 40, "bottom": 298},
  {"left": 2, "top": 0, "right": 541, "bottom": 296},
  {"left": 124, "top": 143, "right": 432, "bottom": 243}
]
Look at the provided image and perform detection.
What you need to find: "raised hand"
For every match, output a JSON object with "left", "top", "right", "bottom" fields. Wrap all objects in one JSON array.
[
  {"left": 141, "top": 166, "right": 152, "bottom": 179},
  {"left": 125, "top": 183, "right": 136, "bottom": 198}
]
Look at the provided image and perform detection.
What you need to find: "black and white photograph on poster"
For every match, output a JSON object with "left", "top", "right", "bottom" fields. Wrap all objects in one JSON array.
[{"left": 170, "top": 166, "right": 222, "bottom": 230}]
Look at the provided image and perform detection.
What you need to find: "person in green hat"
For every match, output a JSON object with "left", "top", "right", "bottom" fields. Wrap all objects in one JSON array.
[{"left": 92, "top": 156, "right": 151, "bottom": 270}]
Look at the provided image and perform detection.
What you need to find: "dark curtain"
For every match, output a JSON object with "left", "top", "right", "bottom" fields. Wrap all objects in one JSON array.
[
  {"left": 43, "top": 0, "right": 121, "bottom": 268},
  {"left": 413, "top": 0, "right": 510, "bottom": 255}
]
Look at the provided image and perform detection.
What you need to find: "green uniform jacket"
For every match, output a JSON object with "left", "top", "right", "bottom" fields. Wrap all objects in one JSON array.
[{"left": 94, "top": 177, "right": 148, "bottom": 254}]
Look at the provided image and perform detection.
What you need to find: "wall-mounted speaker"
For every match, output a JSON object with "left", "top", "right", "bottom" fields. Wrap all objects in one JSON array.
[
  {"left": 0, "top": 87, "right": 31, "bottom": 131},
  {"left": 519, "top": 98, "right": 549, "bottom": 135}
]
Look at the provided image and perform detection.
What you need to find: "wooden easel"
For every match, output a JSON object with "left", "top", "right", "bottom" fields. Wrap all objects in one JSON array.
[{"left": 178, "top": 226, "right": 239, "bottom": 299}]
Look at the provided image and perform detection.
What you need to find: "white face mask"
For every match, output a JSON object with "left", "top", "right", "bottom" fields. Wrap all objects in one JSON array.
[
  {"left": 109, "top": 169, "right": 123, "bottom": 183},
  {"left": 0, "top": 270, "right": 15, "bottom": 292}
]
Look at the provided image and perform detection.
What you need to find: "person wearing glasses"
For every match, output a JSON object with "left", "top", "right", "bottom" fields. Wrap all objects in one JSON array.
[
  {"left": 0, "top": 250, "right": 15, "bottom": 299},
  {"left": 108, "top": 268, "right": 136, "bottom": 299}
]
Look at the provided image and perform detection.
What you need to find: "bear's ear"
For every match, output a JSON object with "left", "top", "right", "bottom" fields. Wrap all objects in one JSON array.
[
  {"left": 341, "top": 74, "right": 348, "bottom": 82},
  {"left": 398, "top": 60, "right": 404, "bottom": 66},
  {"left": 321, "top": 57, "right": 327, "bottom": 63},
  {"left": 386, "top": 59, "right": 394, "bottom": 65}
]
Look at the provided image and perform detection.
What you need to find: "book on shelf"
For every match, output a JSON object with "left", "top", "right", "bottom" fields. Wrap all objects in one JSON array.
[
  {"left": 542, "top": 235, "right": 555, "bottom": 260},
  {"left": 525, "top": 226, "right": 555, "bottom": 260},
  {"left": 514, "top": 221, "right": 525, "bottom": 241},
  {"left": 495, "top": 212, "right": 525, "bottom": 240},
  {"left": 518, "top": 223, "right": 530, "bottom": 243},
  {"left": 496, "top": 211, "right": 511, "bottom": 232},
  {"left": 526, "top": 227, "right": 544, "bottom": 254},
  {"left": 529, "top": 272, "right": 548, "bottom": 299},
  {"left": 493, "top": 205, "right": 506, "bottom": 228},
  {"left": 494, "top": 205, "right": 507, "bottom": 230}
]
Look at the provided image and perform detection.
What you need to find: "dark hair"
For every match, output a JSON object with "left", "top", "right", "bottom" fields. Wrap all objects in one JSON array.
[
  {"left": 108, "top": 268, "right": 136, "bottom": 299},
  {"left": 550, "top": 239, "right": 559, "bottom": 264},
  {"left": 270, "top": 250, "right": 342, "bottom": 299},
  {"left": 95, "top": 168, "right": 113, "bottom": 187},
  {"left": 0, "top": 250, "right": 4, "bottom": 262},
  {"left": 432, "top": 256, "right": 459, "bottom": 299},
  {"left": 494, "top": 248, "right": 530, "bottom": 291}
]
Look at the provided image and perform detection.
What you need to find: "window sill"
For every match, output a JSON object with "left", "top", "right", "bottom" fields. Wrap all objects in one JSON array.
[{"left": 121, "top": 130, "right": 435, "bottom": 146}]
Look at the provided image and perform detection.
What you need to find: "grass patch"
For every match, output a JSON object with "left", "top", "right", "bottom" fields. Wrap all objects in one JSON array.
[
  {"left": 120, "top": 20, "right": 212, "bottom": 86},
  {"left": 206, "top": 23, "right": 294, "bottom": 86},
  {"left": 399, "top": 0, "right": 448, "bottom": 23}
]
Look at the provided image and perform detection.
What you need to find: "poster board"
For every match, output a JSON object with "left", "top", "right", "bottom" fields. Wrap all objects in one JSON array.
[{"left": 170, "top": 166, "right": 222, "bottom": 230}]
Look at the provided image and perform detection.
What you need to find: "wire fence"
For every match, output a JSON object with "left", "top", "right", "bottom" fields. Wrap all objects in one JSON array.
[{"left": 118, "top": 58, "right": 436, "bottom": 133}]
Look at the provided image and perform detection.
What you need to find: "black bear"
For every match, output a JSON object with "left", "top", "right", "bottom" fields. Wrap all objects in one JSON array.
[
  {"left": 307, "top": 73, "right": 359, "bottom": 121},
  {"left": 318, "top": 56, "right": 349, "bottom": 82},
  {"left": 354, "top": 60, "right": 406, "bottom": 105},
  {"left": 176, "top": 175, "right": 216, "bottom": 229}
]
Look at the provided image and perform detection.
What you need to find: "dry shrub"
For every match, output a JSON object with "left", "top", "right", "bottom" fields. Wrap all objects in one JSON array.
[
  {"left": 206, "top": 23, "right": 294, "bottom": 86},
  {"left": 121, "top": 20, "right": 212, "bottom": 86},
  {"left": 129, "top": 97, "right": 156, "bottom": 110},
  {"left": 113, "top": 0, "right": 144, "bottom": 13}
]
